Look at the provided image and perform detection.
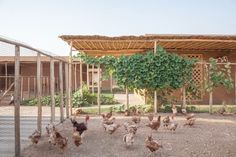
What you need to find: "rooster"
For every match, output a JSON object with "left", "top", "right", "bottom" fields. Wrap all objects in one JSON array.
[
  {"left": 103, "top": 123, "right": 120, "bottom": 134},
  {"left": 123, "top": 122, "right": 138, "bottom": 135},
  {"left": 101, "top": 115, "right": 115, "bottom": 125},
  {"left": 71, "top": 115, "right": 89, "bottom": 138},
  {"left": 184, "top": 118, "right": 196, "bottom": 126},
  {"left": 46, "top": 123, "right": 55, "bottom": 136},
  {"left": 146, "top": 116, "right": 161, "bottom": 131},
  {"left": 186, "top": 113, "right": 195, "bottom": 120},
  {"left": 48, "top": 127, "right": 68, "bottom": 152},
  {"left": 72, "top": 127, "right": 82, "bottom": 147},
  {"left": 145, "top": 135, "right": 162, "bottom": 155},
  {"left": 29, "top": 130, "right": 41, "bottom": 144},
  {"left": 167, "top": 118, "right": 178, "bottom": 131},
  {"left": 101, "top": 109, "right": 112, "bottom": 119},
  {"left": 132, "top": 115, "right": 141, "bottom": 124}
]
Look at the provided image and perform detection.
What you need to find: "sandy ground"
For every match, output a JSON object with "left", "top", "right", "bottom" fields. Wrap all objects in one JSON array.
[{"left": 21, "top": 113, "right": 236, "bottom": 157}]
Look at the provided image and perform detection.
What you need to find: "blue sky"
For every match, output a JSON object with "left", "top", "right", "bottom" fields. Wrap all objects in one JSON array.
[{"left": 0, "top": 0, "right": 236, "bottom": 56}]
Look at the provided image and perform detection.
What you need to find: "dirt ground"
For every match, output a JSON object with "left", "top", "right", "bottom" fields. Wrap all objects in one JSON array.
[{"left": 21, "top": 113, "right": 236, "bottom": 157}]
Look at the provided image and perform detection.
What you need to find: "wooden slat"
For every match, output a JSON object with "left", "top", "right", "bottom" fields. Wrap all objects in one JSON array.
[
  {"left": 59, "top": 61, "right": 64, "bottom": 122},
  {"left": 64, "top": 63, "right": 69, "bottom": 118},
  {"left": 37, "top": 52, "right": 42, "bottom": 132},
  {"left": 97, "top": 64, "right": 101, "bottom": 114},
  {"left": 50, "top": 58, "right": 55, "bottom": 122},
  {"left": 68, "top": 41, "right": 72, "bottom": 115},
  {"left": 14, "top": 45, "right": 21, "bottom": 157},
  {"left": 126, "top": 88, "right": 129, "bottom": 109},
  {"left": 5, "top": 62, "right": 7, "bottom": 91},
  {"left": 154, "top": 41, "right": 157, "bottom": 114}
]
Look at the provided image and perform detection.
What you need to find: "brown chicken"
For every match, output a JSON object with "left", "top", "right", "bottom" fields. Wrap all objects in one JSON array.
[
  {"left": 145, "top": 135, "right": 162, "bottom": 155},
  {"left": 184, "top": 118, "right": 196, "bottom": 126},
  {"left": 101, "top": 109, "right": 113, "bottom": 119},
  {"left": 147, "top": 114, "right": 154, "bottom": 122},
  {"left": 146, "top": 116, "right": 161, "bottom": 131},
  {"left": 132, "top": 116, "right": 141, "bottom": 124},
  {"left": 48, "top": 127, "right": 68, "bottom": 151},
  {"left": 186, "top": 113, "right": 195, "bottom": 120},
  {"left": 123, "top": 132, "right": 135, "bottom": 147},
  {"left": 29, "top": 130, "right": 41, "bottom": 144},
  {"left": 162, "top": 116, "right": 170, "bottom": 128},
  {"left": 72, "top": 127, "right": 82, "bottom": 147},
  {"left": 123, "top": 122, "right": 138, "bottom": 134},
  {"left": 102, "top": 116, "right": 116, "bottom": 125},
  {"left": 103, "top": 123, "right": 120, "bottom": 134}
]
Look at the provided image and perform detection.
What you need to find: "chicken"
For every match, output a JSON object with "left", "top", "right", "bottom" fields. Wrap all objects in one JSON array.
[
  {"left": 103, "top": 123, "right": 120, "bottom": 134},
  {"left": 186, "top": 113, "right": 195, "bottom": 120},
  {"left": 147, "top": 114, "right": 154, "bottom": 122},
  {"left": 46, "top": 123, "right": 55, "bottom": 136},
  {"left": 181, "top": 108, "right": 187, "bottom": 115},
  {"left": 172, "top": 104, "right": 177, "bottom": 118},
  {"left": 145, "top": 135, "right": 162, "bottom": 155},
  {"left": 101, "top": 116, "right": 115, "bottom": 125},
  {"left": 167, "top": 122, "right": 178, "bottom": 131},
  {"left": 71, "top": 115, "right": 89, "bottom": 137},
  {"left": 162, "top": 116, "right": 170, "bottom": 128},
  {"left": 29, "top": 130, "right": 41, "bottom": 144},
  {"left": 123, "top": 122, "right": 138, "bottom": 134},
  {"left": 72, "top": 127, "right": 82, "bottom": 147},
  {"left": 132, "top": 116, "right": 141, "bottom": 124},
  {"left": 184, "top": 118, "right": 196, "bottom": 126},
  {"left": 124, "top": 109, "right": 130, "bottom": 116},
  {"left": 101, "top": 109, "right": 113, "bottom": 119},
  {"left": 123, "top": 132, "right": 135, "bottom": 147},
  {"left": 48, "top": 127, "right": 68, "bottom": 151},
  {"left": 146, "top": 116, "right": 161, "bottom": 131}
]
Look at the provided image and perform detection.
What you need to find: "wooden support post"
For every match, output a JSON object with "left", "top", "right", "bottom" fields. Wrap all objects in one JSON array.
[
  {"left": 65, "top": 63, "right": 69, "bottom": 118},
  {"left": 209, "top": 91, "right": 213, "bottom": 114},
  {"left": 97, "top": 64, "right": 101, "bottom": 114},
  {"left": 20, "top": 77, "right": 23, "bottom": 100},
  {"left": 5, "top": 62, "right": 7, "bottom": 91},
  {"left": 28, "top": 77, "right": 30, "bottom": 99},
  {"left": 126, "top": 88, "right": 129, "bottom": 109},
  {"left": 74, "top": 64, "right": 77, "bottom": 90},
  {"left": 110, "top": 73, "right": 113, "bottom": 93},
  {"left": 80, "top": 59, "right": 83, "bottom": 89},
  {"left": 33, "top": 77, "right": 36, "bottom": 97},
  {"left": 50, "top": 58, "right": 55, "bottom": 122},
  {"left": 92, "top": 64, "right": 94, "bottom": 94},
  {"left": 154, "top": 41, "right": 157, "bottom": 114},
  {"left": 182, "top": 87, "right": 186, "bottom": 109},
  {"left": 68, "top": 41, "right": 73, "bottom": 115},
  {"left": 14, "top": 45, "right": 21, "bottom": 157},
  {"left": 235, "top": 72, "right": 236, "bottom": 105},
  {"left": 87, "top": 64, "right": 89, "bottom": 87},
  {"left": 59, "top": 61, "right": 64, "bottom": 122},
  {"left": 46, "top": 77, "right": 49, "bottom": 95},
  {"left": 37, "top": 53, "right": 42, "bottom": 132}
]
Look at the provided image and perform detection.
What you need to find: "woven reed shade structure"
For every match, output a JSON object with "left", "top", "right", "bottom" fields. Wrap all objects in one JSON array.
[{"left": 59, "top": 34, "right": 236, "bottom": 56}]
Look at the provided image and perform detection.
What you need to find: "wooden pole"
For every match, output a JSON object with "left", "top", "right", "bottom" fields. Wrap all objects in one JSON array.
[
  {"left": 65, "top": 63, "right": 69, "bottom": 118},
  {"left": 37, "top": 52, "right": 42, "bottom": 132},
  {"left": 87, "top": 64, "right": 89, "bottom": 87},
  {"left": 68, "top": 41, "right": 73, "bottom": 115},
  {"left": 14, "top": 45, "right": 21, "bottom": 157},
  {"left": 28, "top": 77, "right": 30, "bottom": 99},
  {"left": 126, "top": 88, "right": 129, "bottom": 109},
  {"left": 74, "top": 64, "right": 77, "bottom": 90},
  {"left": 154, "top": 41, "right": 157, "bottom": 114},
  {"left": 33, "top": 77, "right": 36, "bottom": 97},
  {"left": 50, "top": 57, "right": 55, "bottom": 122},
  {"left": 59, "top": 61, "right": 64, "bottom": 122},
  {"left": 80, "top": 59, "right": 83, "bottom": 89},
  {"left": 110, "top": 73, "right": 113, "bottom": 93},
  {"left": 209, "top": 91, "right": 213, "bottom": 114},
  {"left": 92, "top": 64, "right": 94, "bottom": 94},
  {"left": 235, "top": 72, "right": 236, "bottom": 105},
  {"left": 182, "top": 87, "right": 186, "bottom": 109},
  {"left": 97, "top": 64, "right": 101, "bottom": 114},
  {"left": 20, "top": 77, "right": 23, "bottom": 100},
  {"left": 5, "top": 62, "right": 7, "bottom": 91}
]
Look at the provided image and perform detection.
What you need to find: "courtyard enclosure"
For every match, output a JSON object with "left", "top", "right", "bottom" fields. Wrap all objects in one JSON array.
[
  {"left": 60, "top": 34, "right": 236, "bottom": 113},
  {"left": 0, "top": 36, "right": 69, "bottom": 157}
]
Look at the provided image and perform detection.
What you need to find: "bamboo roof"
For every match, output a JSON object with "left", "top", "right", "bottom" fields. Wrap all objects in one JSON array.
[{"left": 59, "top": 34, "right": 236, "bottom": 56}]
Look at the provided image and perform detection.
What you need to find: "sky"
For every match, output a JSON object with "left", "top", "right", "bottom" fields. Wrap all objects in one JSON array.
[{"left": 0, "top": 0, "right": 236, "bottom": 56}]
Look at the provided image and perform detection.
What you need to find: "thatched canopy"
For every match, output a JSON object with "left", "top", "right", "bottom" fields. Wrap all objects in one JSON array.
[{"left": 59, "top": 34, "right": 236, "bottom": 56}]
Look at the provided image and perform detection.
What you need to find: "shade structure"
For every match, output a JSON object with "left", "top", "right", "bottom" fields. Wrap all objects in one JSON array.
[{"left": 59, "top": 34, "right": 236, "bottom": 56}]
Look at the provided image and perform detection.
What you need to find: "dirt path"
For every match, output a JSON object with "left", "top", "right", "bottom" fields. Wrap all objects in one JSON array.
[{"left": 21, "top": 114, "right": 236, "bottom": 157}]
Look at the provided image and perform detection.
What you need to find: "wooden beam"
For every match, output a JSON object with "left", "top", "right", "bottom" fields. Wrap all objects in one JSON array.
[
  {"left": 65, "top": 63, "right": 69, "bottom": 118},
  {"left": 154, "top": 41, "right": 157, "bottom": 114},
  {"left": 74, "top": 64, "right": 77, "bottom": 90},
  {"left": 20, "top": 77, "right": 23, "bottom": 100},
  {"left": 28, "top": 77, "right": 30, "bottom": 99},
  {"left": 87, "top": 64, "right": 89, "bottom": 87},
  {"left": 182, "top": 87, "right": 186, "bottom": 109},
  {"left": 59, "top": 61, "right": 64, "bottom": 123},
  {"left": 5, "top": 62, "right": 7, "bottom": 91},
  {"left": 92, "top": 64, "right": 94, "bottom": 94},
  {"left": 36, "top": 52, "right": 42, "bottom": 133},
  {"left": 110, "top": 73, "right": 113, "bottom": 93},
  {"left": 97, "top": 64, "right": 101, "bottom": 114},
  {"left": 209, "top": 91, "right": 213, "bottom": 114},
  {"left": 50, "top": 57, "right": 55, "bottom": 122},
  {"left": 80, "top": 59, "right": 83, "bottom": 89},
  {"left": 68, "top": 41, "right": 73, "bottom": 115},
  {"left": 235, "top": 72, "right": 236, "bottom": 105},
  {"left": 33, "top": 77, "right": 36, "bottom": 97},
  {"left": 126, "top": 88, "right": 129, "bottom": 109},
  {"left": 14, "top": 45, "right": 21, "bottom": 157}
]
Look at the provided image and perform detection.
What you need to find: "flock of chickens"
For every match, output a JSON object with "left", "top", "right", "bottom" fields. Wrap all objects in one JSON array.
[{"left": 28, "top": 105, "right": 196, "bottom": 156}]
